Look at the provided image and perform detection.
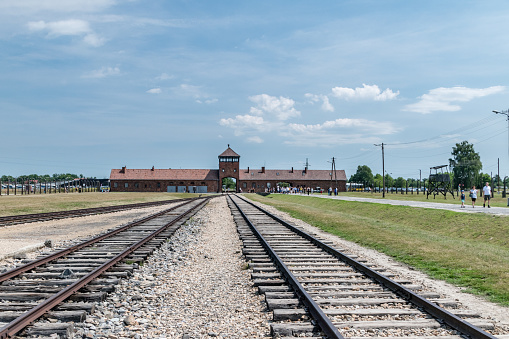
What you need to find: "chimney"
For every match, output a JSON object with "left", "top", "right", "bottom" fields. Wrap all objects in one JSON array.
[
  {"left": 247, "top": 167, "right": 250, "bottom": 173},
  {"left": 303, "top": 167, "right": 307, "bottom": 174},
  {"left": 291, "top": 167, "right": 294, "bottom": 173},
  {"left": 151, "top": 166, "right": 155, "bottom": 171},
  {"left": 261, "top": 166, "right": 265, "bottom": 174},
  {"left": 120, "top": 166, "right": 126, "bottom": 174}
]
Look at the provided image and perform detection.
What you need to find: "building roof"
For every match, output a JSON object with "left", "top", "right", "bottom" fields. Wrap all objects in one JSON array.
[
  {"left": 110, "top": 168, "right": 219, "bottom": 181},
  {"left": 218, "top": 146, "right": 240, "bottom": 157},
  {"left": 239, "top": 169, "right": 346, "bottom": 182}
]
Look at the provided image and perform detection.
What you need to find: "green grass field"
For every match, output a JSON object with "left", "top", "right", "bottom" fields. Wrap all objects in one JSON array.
[
  {"left": 244, "top": 193, "right": 509, "bottom": 306},
  {"left": 0, "top": 192, "right": 206, "bottom": 217},
  {"left": 327, "top": 191, "right": 509, "bottom": 208}
]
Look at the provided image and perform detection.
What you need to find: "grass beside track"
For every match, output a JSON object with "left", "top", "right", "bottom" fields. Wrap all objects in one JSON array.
[
  {"left": 333, "top": 191, "right": 509, "bottom": 208},
  {"left": 0, "top": 192, "right": 207, "bottom": 217},
  {"left": 244, "top": 193, "right": 509, "bottom": 306}
]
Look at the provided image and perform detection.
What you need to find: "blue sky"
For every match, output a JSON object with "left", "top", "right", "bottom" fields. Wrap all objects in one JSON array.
[{"left": 1, "top": 1, "right": 508, "bottom": 180}]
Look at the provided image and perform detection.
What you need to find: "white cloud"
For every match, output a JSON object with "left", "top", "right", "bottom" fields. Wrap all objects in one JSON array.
[
  {"left": 82, "top": 66, "right": 120, "bottom": 78},
  {"left": 205, "top": 98, "right": 218, "bottom": 104},
  {"left": 305, "top": 93, "right": 334, "bottom": 112},
  {"left": 248, "top": 94, "right": 300, "bottom": 121},
  {"left": 83, "top": 33, "right": 105, "bottom": 47},
  {"left": 147, "top": 88, "right": 162, "bottom": 94},
  {"left": 331, "top": 84, "right": 399, "bottom": 101},
  {"left": 247, "top": 136, "right": 264, "bottom": 144},
  {"left": 404, "top": 86, "right": 506, "bottom": 114},
  {"left": 219, "top": 114, "right": 269, "bottom": 136},
  {"left": 287, "top": 118, "right": 399, "bottom": 136},
  {"left": 27, "top": 19, "right": 104, "bottom": 46},
  {"left": 1, "top": 0, "right": 116, "bottom": 13},
  {"left": 156, "top": 73, "right": 173, "bottom": 80}
]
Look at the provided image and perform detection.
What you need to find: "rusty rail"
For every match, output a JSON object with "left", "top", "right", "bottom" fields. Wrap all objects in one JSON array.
[
  {"left": 0, "top": 197, "right": 198, "bottom": 227},
  {"left": 0, "top": 198, "right": 197, "bottom": 284},
  {"left": 234, "top": 194, "right": 497, "bottom": 339},
  {"left": 0, "top": 196, "right": 211, "bottom": 339}
]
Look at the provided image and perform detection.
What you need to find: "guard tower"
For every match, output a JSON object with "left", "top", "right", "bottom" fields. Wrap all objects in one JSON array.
[
  {"left": 427, "top": 165, "right": 455, "bottom": 199},
  {"left": 218, "top": 145, "right": 240, "bottom": 192}
]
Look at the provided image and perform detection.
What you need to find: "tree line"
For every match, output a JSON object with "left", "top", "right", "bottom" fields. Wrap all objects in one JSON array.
[
  {"left": 349, "top": 141, "right": 505, "bottom": 189},
  {"left": 1, "top": 173, "right": 93, "bottom": 182}
]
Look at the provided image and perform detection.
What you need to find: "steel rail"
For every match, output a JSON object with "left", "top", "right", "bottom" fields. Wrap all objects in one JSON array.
[
  {"left": 236, "top": 194, "right": 497, "bottom": 339},
  {"left": 0, "top": 196, "right": 211, "bottom": 339},
  {"left": 0, "top": 198, "right": 199, "bottom": 283},
  {"left": 228, "top": 195, "right": 344, "bottom": 339},
  {"left": 0, "top": 197, "right": 197, "bottom": 226}
]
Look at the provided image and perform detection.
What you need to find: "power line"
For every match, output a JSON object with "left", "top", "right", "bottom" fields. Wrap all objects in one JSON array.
[{"left": 384, "top": 114, "right": 499, "bottom": 147}]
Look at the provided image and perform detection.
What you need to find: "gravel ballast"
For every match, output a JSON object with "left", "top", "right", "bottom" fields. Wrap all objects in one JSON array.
[{"left": 75, "top": 196, "right": 271, "bottom": 338}]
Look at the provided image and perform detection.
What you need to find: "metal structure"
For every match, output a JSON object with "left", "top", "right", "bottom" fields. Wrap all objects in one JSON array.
[{"left": 427, "top": 165, "right": 455, "bottom": 199}]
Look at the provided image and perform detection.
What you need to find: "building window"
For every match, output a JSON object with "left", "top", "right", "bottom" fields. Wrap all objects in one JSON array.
[
  {"left": 251, "top": 173, "right": 254, "bottom": 176},
  {"left": 157, "top": 182, "right": 161, "bottom": 188},
  {"left": 114, "top": 182, "right": 118, "bottom": 188},
  {"left": 234, "top": 169, "right": 237, "bottom": 172},
  {"left": 201, "top": 182, "right": 206, "bottom": 185},
  {"left": 243, "top": 182, "right": 247, "bottom": 188},
  {"left": 252, "top": 182, "right": 256, "bottom": 188},
  {"left": 222, "top": 169, "right": 225, "bottom": 172},
  {"left": 125, "top": 183, "right": 128, "bottom": 188},
  {"left": 267, "top": 182, "right": 271, "bottom": 188},
  {"left": 276, "top": 172, "right": 279, "bottom": 176},
  {"left": 134, "top": 183, "right": 139, "bottom": 188}
]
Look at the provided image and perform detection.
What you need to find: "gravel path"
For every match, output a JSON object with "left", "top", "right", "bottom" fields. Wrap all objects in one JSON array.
[
  {"left": 76, "top": 196, "right": 271, "bottom": 339},
  {"left": 314, "top": 194, "right": 509, "bottom": 216}
]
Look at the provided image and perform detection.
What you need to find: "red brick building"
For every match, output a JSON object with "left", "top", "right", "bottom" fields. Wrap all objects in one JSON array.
[{"left": 110, "top": 146, "right": 347, "bottom": 193}]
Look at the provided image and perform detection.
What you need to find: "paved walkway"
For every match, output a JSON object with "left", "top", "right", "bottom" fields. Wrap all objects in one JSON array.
[{"left": 313, "top": 195, "right": 509, "bottom": 216}]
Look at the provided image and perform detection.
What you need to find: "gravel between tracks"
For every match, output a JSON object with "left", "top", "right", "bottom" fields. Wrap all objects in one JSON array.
[{"left": 75, "top": 196, "right": 271, "bottom": 339}]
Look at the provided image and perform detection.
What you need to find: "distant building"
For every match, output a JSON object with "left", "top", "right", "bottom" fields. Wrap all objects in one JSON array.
[{"left": 109, "top": 146, "right": 347, "bottom": 193}]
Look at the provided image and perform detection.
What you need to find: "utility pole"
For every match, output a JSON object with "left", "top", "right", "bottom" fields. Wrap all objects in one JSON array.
[
  {"left": 329, "top": 157, "right": 338, "bottom": 191},
  {"left": 493, "top": 109, "right": 509, "bottom": 160},
  {"left": 418, "top": 169, "right": 421, "bottom": 195},
  {"left": 374, "top": 143, "right": 385, "bottom": 198}
]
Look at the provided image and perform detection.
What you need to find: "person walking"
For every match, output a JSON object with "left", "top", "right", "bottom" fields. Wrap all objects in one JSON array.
[
  {"left": 470, "top": 186, "right": 478, "bottom": 208},
  {"left": 460, "top": 190, "right": 465, "bottom": 208},
  {"left": 483, "top": 182, "right": 492, "bottom": 208}
]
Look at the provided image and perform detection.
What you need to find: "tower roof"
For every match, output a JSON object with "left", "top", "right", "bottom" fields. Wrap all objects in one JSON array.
[{"left": 219, "top": 145, "right": 240, "bottom": 157}]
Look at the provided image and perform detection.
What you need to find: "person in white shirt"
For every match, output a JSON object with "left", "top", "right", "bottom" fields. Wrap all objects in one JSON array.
[
  {"left": 469, "top": 186, "right": 478, "bottom": 208},
  {"left": 483, "top": 182, "right": 491, "bottom": 208}
]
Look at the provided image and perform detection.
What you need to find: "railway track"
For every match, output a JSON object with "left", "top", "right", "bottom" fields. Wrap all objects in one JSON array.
[
  {"left": 227, "top": 194, "right": 508, "bottom": 339},
  {"left": 0, "top": 198, "right": 198, "bottom": 227},
  {"left": 0, "top": 196, "right": 212, "bottom": 338}
]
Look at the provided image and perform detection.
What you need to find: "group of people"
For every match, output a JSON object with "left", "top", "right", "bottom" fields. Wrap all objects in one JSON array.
[{"left": 460, "top": 182, "right": 492, "bottom": 208}]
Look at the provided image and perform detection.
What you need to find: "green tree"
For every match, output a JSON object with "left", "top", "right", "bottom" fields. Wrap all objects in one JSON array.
[
  {"left": 373, "top": 173, "right": 383, "bottom": 187},
  {"left": 222, "top": 177, "right": 236, "bottom": 190},
  {"left": 449, "top": 141, "right": 482, "bottom": 188},
  {"left": 395, "top": 177, "right": 406, "bottom": 188},
  {"left": 384, "top": 173, "right": 394, "bottom": 188},
  {"left": 349, "top": 165, "right": 374, "bottom": 185}
]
